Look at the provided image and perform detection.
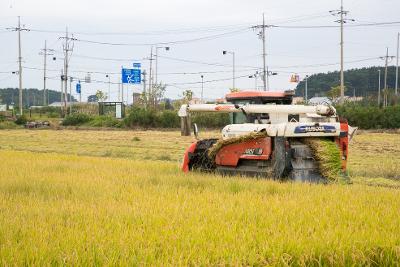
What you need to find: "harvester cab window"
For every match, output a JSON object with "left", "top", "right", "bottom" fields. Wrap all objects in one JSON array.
[
  {"left": 252, "top": 113, "right": 270, "bottom": 124},
  {"left": 229, "top": 100, "right": 249, "bottom": 124},
  {"left": 230, "top": 112, "right": 248, "bottom": 124}
]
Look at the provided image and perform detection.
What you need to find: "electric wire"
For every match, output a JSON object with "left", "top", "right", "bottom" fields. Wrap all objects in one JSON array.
[{"left": 73, "top": 28, "right": 250, "bottom": 46}]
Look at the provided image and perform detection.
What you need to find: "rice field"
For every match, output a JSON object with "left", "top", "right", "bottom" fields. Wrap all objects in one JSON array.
[{"left": 0, "top": 129, "right": 400, "bottom": 265}]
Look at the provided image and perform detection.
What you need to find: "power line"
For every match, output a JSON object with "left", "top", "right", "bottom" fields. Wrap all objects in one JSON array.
[
  {"left": 167, "top": 73, "right": 252, "bottom": 86},
  {"left": 271, "top": 57, "right": 380, "bottom": 69},
  {"left": 27, "top": 23, "right": 252, "bottom": 36},
  {"left": 73, "top": 28, "right": 250, "bottom": 46},
  {"left": 272, "top": 21, "right": 400, "bottom": 29}
]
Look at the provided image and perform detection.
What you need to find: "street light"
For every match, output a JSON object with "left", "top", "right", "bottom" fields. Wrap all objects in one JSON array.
[
  {"left": 106, "top": 74, "right": 111, "bottom": 101},
  {"left": 201, "top": 75, "right": 204, "bottom": 102},
  {"left": 265, "top": 70, "right": 278, "bottom": 91},
  {"left": 305, "top": 75, "right": 309, "bottom": 104},
  {"left": 155, "top": 46, "right": 170, "bottom": 85},
  {"left": 223, "top": 50, "right": 235, "bottom": 90},
  {"left": 248, "top": 71, "right": 259, "bottom": 90}
]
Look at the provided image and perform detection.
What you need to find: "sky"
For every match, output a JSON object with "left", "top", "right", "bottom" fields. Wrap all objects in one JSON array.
[{"left": 0, "top": 0, "right": 399, "bottom": 103}]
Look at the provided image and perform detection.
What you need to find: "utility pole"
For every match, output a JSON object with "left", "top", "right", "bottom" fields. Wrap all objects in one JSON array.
[
  {"left": 201, "top": 75, "right": 204, "bottom": 102},
  {"left": 233, "top": 53, "right": 235, "bottom": 90},
  {"left": 69, "top": 77, "right": 73, "bottom": 114},
  {"left": 59, "top": 28, "right": 76, "bottom": 116},
  {"left": 378, "top": 69, "right": 381, "bottom": 107},
  {"left": 339, "top": 0, "right": 344, "bottom": 103},
  {"left": 330, "top": 0, "right": 355, "bottom": 103},
  {"left": 252, "top": 14, "right": 270, "bottom": 91},
  {"left": 396, "top": 32, "right": 399, "bottom": 95},
  {"left": 39, "top": 40, "right": 55, "bottom": 106},
  {"left": 255, "top": 71, "right": 259, "bottom": 90},
  {"left": 148, "top": 47, "right": 154, "bottom": 107},
  {"left": 262, "top": 14, "right": 267, "bottom": 91},
  {"left": 142, "top": 70, "right": 147, "bottom": 108},
  {"left": 60, "top": 69, "right": 64, "bottom": 105},
  {"left": 7, "top": 16, "right": 30, "bottom": 115},
  {"left": 380, "top": 48, "right": 395, "bottom": 107},
  {"left": 384, "top": 47, "right": 389, "bottom": 93}
]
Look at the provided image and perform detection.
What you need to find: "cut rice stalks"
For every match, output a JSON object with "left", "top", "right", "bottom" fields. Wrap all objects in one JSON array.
[
  {"left": 208, "top": 131, "right": 269, "bottom": 160},
  {"left": 304, "top": 138, "right": 347, "bottom": 183}
]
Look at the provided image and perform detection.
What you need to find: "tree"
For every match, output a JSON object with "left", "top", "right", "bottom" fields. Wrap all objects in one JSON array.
[
  {"left": 95, "top": 90, "right": 107, "bottom": 102},
  {"left": 148, "top": 83, "right": 166, "bottom": 109},
  {"left": 87, "top": 95, "right": 98, "bottom": 103},
  {"left": 327, "top": 85, "right": 347, "bottom": 101},
  {"left": 182, "top": 90, "right": 193, "bottom": 103}
]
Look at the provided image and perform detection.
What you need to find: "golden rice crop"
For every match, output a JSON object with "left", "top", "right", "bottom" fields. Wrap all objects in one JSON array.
[{"left": 1, "top": 148, "right": 400, "bottom": 266}]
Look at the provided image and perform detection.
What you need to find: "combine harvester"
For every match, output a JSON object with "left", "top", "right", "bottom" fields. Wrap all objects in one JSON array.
[{"left": 179, "top": 91, "right": 356, "bottom": 183}]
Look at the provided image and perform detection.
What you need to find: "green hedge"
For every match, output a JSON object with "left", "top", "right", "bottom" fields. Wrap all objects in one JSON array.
[
  {"left": 124, "top": 108, "right": 180, "bottom": 128},
  {"left": 62, "top": 113, "right": 92, "bottom": 126},
  {"left": 336, "top": 105, "right": 400, "bottom": 129},
  {"left": 14, "top": 115, "right": 28, "bottom": 125},
  {"left": 123, "top": 108, "right": 230, "bottom": 129},
  {"left": 192, "top": 113, "right": 230, "bottom": 128},
  {"left": 88, "top": 116, "right": 123, "bottom": 128}
]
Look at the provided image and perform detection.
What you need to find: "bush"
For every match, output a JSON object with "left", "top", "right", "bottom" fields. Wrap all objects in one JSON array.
[
  {"left": 87, "top": 116, "right": 122, "bottom": 128},
  {"left": 124, "top": 108, "right": 230, "bottom": 129},
  {"left": 0, "top": 121, "right": 19, "bottom": 129},
  {"left": 192, "top": 113, "right": 230, "bottom": 128},
  {"left": 124, "top": 108, "right": 158, "bottom": 128},
  {"left": 48, "top": 112, "right": 60, "bottom": 118},
  {"left": 14, "top": 115, "right": 28, "bottom": 125},
  {"left": 336, "top": 104, "right": 400, "bottom": 129},
  {"left": 158, "top": 110, "right": 180, "bottom": 128},
  {"left": 62, "top": 113, "right": 92, "bottom": 126}
]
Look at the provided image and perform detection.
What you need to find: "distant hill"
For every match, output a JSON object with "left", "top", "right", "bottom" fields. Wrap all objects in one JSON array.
[
  {"left": 295, "top": 66, "right": 398, "bottom": 98},
  {"left": 0, "top": 88, "right": 76, "bottom": 107}
]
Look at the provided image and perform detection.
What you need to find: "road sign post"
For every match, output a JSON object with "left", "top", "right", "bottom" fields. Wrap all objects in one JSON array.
[
  {"left": 76, "top": 82, "right": 81, "bottom": 102},
  {"left": 122, "top": 68, "right": 141, "bottom": 84}
]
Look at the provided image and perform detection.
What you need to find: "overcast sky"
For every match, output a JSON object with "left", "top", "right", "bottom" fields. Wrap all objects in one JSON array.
[{"left": 0, "top": 0, "right": 399, "bottom": 103}]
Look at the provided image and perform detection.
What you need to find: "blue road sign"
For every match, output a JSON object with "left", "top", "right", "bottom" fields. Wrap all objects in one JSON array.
[
  {"left": 76, "top": 82, "right": 81, "bottom": 94},
  {"left": 133, "top": 63, "right": 141, "bottom": 69},
  {"left": 122, "top": 68, "right": 141, "bottom": 84}
]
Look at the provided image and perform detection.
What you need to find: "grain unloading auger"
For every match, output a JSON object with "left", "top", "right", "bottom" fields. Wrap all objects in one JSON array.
[{"left": 179, "top": 91, "right": 357, "bottom": 182}]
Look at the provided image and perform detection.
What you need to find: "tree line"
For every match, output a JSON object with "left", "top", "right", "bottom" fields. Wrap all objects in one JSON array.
[
  {"left": 296, "top": 66, "right": 398, "bottom": 98},
  {"left": 0, "top": 88, "right": 76, "bottom": 107}
]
